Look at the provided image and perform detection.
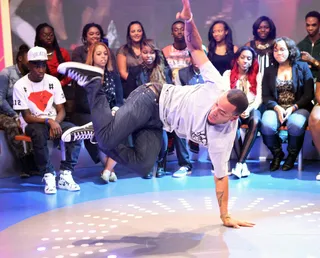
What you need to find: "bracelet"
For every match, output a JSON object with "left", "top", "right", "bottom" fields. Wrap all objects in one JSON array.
[
  {"left": 185, "top": 13, "right": 193, "bottom": 23},
  {"left": 45, "top": 118, "right": 49, "bottom": 125},
  {"left": 293, "top": 104, "right": 298, "bottom": 111}
]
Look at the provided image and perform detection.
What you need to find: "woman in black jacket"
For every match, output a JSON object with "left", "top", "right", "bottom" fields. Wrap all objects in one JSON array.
[{"left": 261, "top": 37, "right": 314, "bottom": 171}]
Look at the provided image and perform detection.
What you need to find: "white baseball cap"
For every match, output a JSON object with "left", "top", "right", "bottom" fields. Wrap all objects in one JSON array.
[{"left": 27, "top": 46, "right": 48, "bottom": 61}]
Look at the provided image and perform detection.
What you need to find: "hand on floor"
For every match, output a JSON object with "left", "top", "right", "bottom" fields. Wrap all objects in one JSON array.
[{"left": 222, "top": 216, "right": 255, "bottom": 229}]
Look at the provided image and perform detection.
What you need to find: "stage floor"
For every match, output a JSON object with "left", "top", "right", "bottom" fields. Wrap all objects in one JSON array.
[{"left": 1, "top": 160, "right": 320, "bottom": 258}]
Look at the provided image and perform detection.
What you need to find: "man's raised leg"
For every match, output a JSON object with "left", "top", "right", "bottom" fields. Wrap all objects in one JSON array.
[{"left": 58, "top": 62, "right": 160, "bottom": 151}]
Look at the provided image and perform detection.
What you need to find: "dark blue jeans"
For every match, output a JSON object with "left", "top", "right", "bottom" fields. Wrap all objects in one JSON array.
[
  {"left": 85, "top": 80, "right": 163, "bottom": 174},
  {"left": 25, "top": 121, "right": 81, "bottom": 175}
]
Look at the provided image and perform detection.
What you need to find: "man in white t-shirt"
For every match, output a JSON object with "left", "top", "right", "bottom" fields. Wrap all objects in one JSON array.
[
  {"left": 13, "top": 46, "right": 81, "bottom": 195},
  {"left": 57, "top": 0, "right": 254, "bottom": 228}
]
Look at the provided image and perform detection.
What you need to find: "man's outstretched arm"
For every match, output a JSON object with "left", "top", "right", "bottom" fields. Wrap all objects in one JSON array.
[{"left": 176, "top": 0, "right": 209, "bottom": 68}]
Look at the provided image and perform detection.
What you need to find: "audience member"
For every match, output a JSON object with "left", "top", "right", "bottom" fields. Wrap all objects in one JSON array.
[
  {"left": 67, "top": 42, "right": 123, "bottom": 183},
  {"left": 0, "top": 44, "right": 36, "bottom": 177},
  {"left": 297, "top": 11, "right": 320, "bottom": 78},
  {"left": 245, "top": 16, "right": 276, "bottom": 76},
  {"left": 207, "top": 20, "right": 238, "bottom": 76},
  {"left": 309, "top": 70, "right": 320, "bottom": 180},
  {"left": 223, "top": 46, "right": 262, "bottom": 178},
  {"left": 13, "top": 47, "right": 81, "bottom": 194},
  {"left": 117, "top": 21, "right": 147, "bottom": 98},
  {"left": 261, "top": 37, "right": 314, "bottom": 171}
]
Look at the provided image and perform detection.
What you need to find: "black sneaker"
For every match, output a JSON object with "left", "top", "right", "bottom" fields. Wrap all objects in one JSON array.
[
  {"left": 57, "top": 62, "right": 103, "bottom": 86},
  {"left": 61, "top": 122, "right": 95, "bottom": 142}
]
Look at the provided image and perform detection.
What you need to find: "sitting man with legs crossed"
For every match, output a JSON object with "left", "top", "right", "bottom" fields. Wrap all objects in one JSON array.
[{"left": 58, "top": 0, "right": 254, "bottom": 228}]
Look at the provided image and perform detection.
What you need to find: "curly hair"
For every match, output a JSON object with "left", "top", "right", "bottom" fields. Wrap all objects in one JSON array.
[
  {"left": 271, "top": 37, "right": 300, "bottom": 66},
  {"left": 141, "top": 39, "right": 167, "bottom": 85},
  {"left": 230, "top": 46, "right": 259, "bottom": 95},
  {"left": 81, "top": 23, "right": 104, "bottom": 45},
  {"left": 252, "top": 16, "right": 276, "bottom": 41}
]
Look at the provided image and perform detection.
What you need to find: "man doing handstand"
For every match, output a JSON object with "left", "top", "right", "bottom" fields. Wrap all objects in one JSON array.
[{"left": 58, "top": 0, "right": 255, "bottom": 228}]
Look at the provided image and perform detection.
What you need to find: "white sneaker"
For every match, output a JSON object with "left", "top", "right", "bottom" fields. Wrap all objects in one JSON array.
[
  {"left": 42, "top": 173, "right": 57, "bottom": 194},
  {"left": 231, "top": 162, "right": 242, "bottom": 179},
  {"left": 241, "top": 163, "right": 251, "bottom": 177},
  {"left": 61, "top": 122, "right": 95, "bottom": 142},
  {"left": 58, "top": 170, "right": 80, "bottom": 191},
  {"left": 109, "top": 171, "right": 117, "bottom": 182},
  {"left": 101, "top": 170, "right": 111, "bottom": 183},
  {"left": 172, "top": 166, "right": 191, "bottom": 178},
  {"left": 316, "top": 173, "right": 320, "bottom": 181}
]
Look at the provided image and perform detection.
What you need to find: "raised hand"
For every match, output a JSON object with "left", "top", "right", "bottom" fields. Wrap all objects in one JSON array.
[{"left": 176, "top": 0, "right": 192, "bottom": 20}]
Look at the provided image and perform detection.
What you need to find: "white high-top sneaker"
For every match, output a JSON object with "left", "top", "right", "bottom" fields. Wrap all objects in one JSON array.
[
  {"left": 42, "top": 173, "right": 57, "bottom": 194},
  {"left": 241, "top": 163, "right": 251, "bottom": 177},
  {"left": 58, "top": 170, "right": 80, "bottom": 191},
  {"left": 231, "top": 162, "right": 242, "bottom": 179}
]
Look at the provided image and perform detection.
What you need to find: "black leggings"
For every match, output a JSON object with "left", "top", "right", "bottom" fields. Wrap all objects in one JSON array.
[{"left": 233, "top": 109, "right": 261, "bottom": 163}]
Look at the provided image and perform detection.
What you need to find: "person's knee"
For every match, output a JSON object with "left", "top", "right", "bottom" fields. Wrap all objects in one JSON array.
[
  {"left": 261, "top": 111, "right": 277, "bottom": 135},
  {"left": 25, "top": 124, "right": 48, "bottom": 143},
  {"left": 309, "top": 107, "right": 320, "bottom": 131}
]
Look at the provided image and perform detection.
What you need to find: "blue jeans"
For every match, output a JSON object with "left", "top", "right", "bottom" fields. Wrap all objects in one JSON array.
[
  {"left": 25, "top": 121, "right": 81, "bottom": 175},
  {"left": 261, "top": 109, "right": 309, "bottom": 154},
  {"left": 85, "top": 79, "right": 163, "bottom": 174}
]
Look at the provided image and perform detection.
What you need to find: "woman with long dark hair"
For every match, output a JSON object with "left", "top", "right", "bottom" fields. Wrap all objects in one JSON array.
[
  {"left": 34, "top": 23, "right": 71, "bottom": 87},
  {"left": 116, "top": 21, "right": 147, "bottom": 97},
  {"left": 223, "top": 46, "right": 262, "bottom": 178},
  {"left": 207, "top": 20, "right": 238, "bottom": 75}
]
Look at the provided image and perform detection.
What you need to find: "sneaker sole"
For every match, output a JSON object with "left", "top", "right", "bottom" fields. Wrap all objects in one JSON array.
[
  {"left": 61, "top": 125, "right": 94, "bottom": 142},
  {"left": 58, "top": 62, "right": 104, "bottom": 75},
  {"left": 58, "top": 185, "right": 80, "bottom": 191}
]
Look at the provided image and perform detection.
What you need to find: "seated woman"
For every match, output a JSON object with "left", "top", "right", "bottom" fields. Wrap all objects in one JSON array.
[
  {"left": 261, "top": 37, "right": 314, "bottom": 171},
  {"left": 127, "top": 39, "right": 172, "bottom": 179},
  {"left": 116, "top": 21, "right": 147, "bottom": 98},
  {"left": 309, "top": 71, "right": 320, "bottom": 180},
  {"left": 72, "top": 23, "right": 106, "bottom": 63},
  {"left": 245, "top": 16, "right": 277, "bottom": 76},
  {"left": 70, "top": 42, "right": 123, "bottom": 183},
  {"left": 223, "top": 46, "right": 262, "bottom": 178},
  {"left": 35, "top": 23, "right": 71, "bottom": 87},
  {"left": 207, "top": 20, "right": 238, "bottom": 76},
  {"left": 35, "top": 23, "right": 73, "bottom": 120}
]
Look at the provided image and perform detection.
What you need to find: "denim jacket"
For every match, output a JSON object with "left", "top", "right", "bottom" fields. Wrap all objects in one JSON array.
[{"left": 0, "top": 65, "right": 22, "bottom": 117}]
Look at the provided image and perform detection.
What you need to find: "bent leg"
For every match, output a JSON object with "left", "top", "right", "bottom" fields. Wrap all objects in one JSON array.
[
  {"left": 25, "top": 123, "right": 54, "bottom": 175},
  {"left": 239, "top": 109, "right": 261, "bottom": 163},
  {"left": 106, "top": 129, "right": 163, "bottom": 175},
  {"left": 85, "top": 80, "right": 161, "bottom": 150},
  {"left": 309, "top": 105, "right": 320, "bottom": 153}
]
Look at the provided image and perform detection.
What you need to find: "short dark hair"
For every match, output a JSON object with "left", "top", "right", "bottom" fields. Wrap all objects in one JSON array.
[
  {"left": 252, "top": 16, "right": 276, "bottom": 41},
  {"left": 171, "top": 20, "right": 184, "bottom": 32},
  {"left": 226, "top": 89, "right": 249, "bottom": 115},
  {"left": 305, "top": 11, "right": 320, "bottom": 22},
  {"left": 271, "top": 37, "right": 300, "bottom": 66},
  {"left": 15, "top": 44, "right": 29, "bottom": 63},
  {"left": 81, "top": 23, "right": 105, "bottom": 45}
]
